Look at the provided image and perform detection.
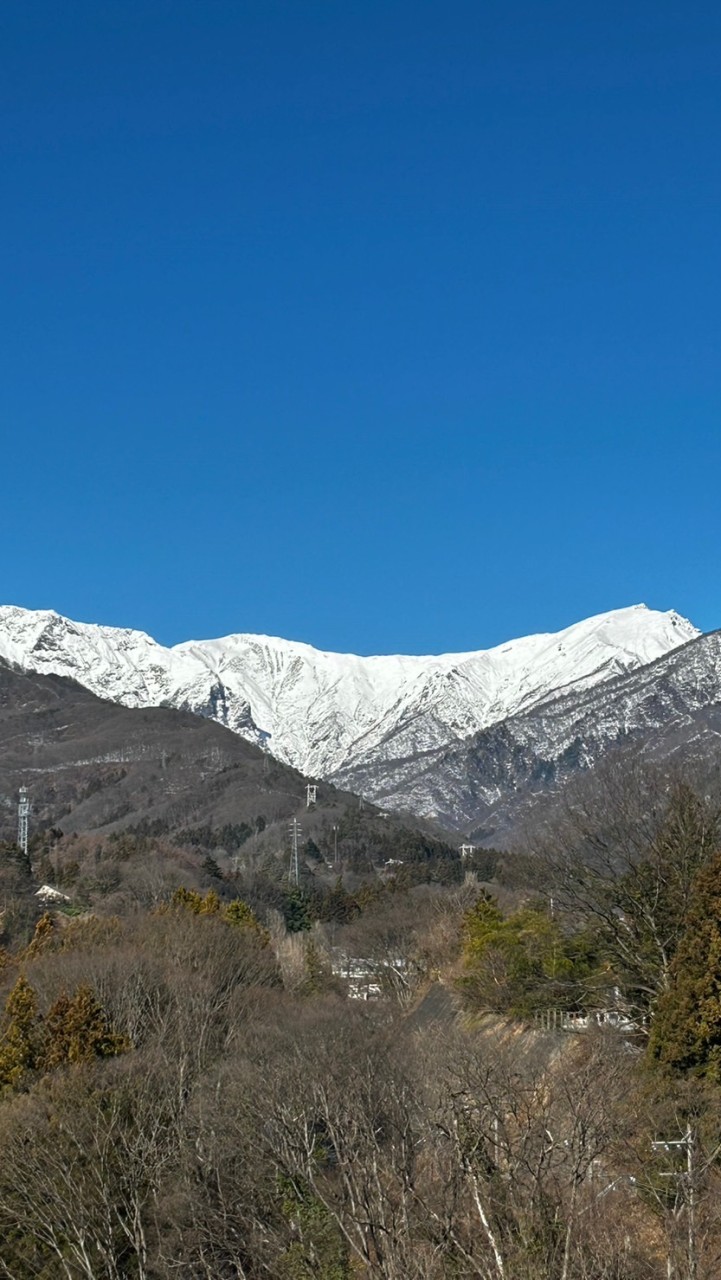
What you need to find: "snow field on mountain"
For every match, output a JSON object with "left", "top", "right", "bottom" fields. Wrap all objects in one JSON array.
[{"left": 0, "top": 604, "right": 699, "bottom": 785}]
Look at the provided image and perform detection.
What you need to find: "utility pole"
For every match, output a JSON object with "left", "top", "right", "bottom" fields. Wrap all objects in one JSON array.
[
  {"left": 651, "top": 1125, "right": 697, "bottom": 1280},
  {"left": 332, "top": 823, "right": 339, "bottom": 870},
  {"left": 687, "top": 1126, "right": 697, "bottom": 1280},
  {"left": 306, "top": 783, "right": 317, "bottom": 807},
  {"left": 460, "top": 844, "right": 475, "bottom": 861}
]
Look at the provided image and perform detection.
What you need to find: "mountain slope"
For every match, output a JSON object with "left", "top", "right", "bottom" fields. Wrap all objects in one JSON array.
[
  {"left": 0, "top": 661, "right": 357, "bottom": 841},
  {"left": 348, "top": 629, "right": 721, "bottom": 840},
  {"left": 0, "top": 605, "right": 697, "bottom": 797}
]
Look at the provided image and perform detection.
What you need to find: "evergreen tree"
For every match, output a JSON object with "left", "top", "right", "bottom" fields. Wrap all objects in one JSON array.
[
  {"left": 554, "top": 779, "right": 719, "bottom": 1017},
  {"left": 169, "top": 887, "right": 222, "bottom": 915},
  {"left": 285, "top": 888, "right": 312, "bottom": 933},
  {"left": 301, "top": 938, "right": 332, "bottom": 995},
  {"left": 319, "top": 878, "right": 359, "bottom": 925},
  {"left": 0, "top": 975, "right": 42, "bottom": 1089},
  {"left": 199, "top": 889, "right": 221, "bottom": 915},
  {"left": 649, "top": 851, "right": 721, "bottom": 1080},
  {"left": 41, "top": 991, "right": 73, "bottom": 1071},
  {"left": 170, "top": 886, "right": 205, "bottom": 913},
  {"left": 43, "top": 984, "right": 129, "bottom": 1069},
  {"left": 224, "top": 897, "right": 268, "bottom": 942},
  {"left": 461, "top": 893, "right": 598, "bottom": 1015},
  {"left": 201, "top": 853, "right": 222, "bottom": 879},
  {"left": 25, "top": 911, "right": 56, "bottom": 958},
  {"left": 462, "top": 892, "right": 505, "bottom": 960}
]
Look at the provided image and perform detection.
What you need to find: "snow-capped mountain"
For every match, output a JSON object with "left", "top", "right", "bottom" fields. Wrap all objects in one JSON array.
[
  {"left": 0, "top": 606, "right": 697, "bottom": 813},
  {"left": 334, "top": 625, "right": 721, "bottom": 836}
]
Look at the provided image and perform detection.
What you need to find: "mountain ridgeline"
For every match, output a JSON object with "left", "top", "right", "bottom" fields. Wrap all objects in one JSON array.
[
  {"left": 0, "top": 603, "right": 718, "bottom": 841},
  {"left": 350, "top": 627, "right": 721, "bottom": 841}
]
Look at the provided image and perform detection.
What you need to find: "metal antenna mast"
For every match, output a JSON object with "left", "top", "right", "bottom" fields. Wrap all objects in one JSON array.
[
  {"left": 289, "top": 817, "right": 302, "bottom": 886},
  {"left": 17, "top": 787, "right": 30, "bottom": 860}
]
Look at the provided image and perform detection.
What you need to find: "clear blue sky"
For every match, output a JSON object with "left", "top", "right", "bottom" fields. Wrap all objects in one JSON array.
[{"left": 1, "top": 1, "right": 719, "bottom": 652}]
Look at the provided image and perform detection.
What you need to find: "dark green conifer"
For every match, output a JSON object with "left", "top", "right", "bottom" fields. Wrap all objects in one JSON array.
[
  {"left": 285, "top": 888, "right": 312, "bottom": 933},
  {"left": 649, "top": 850, "right": 721, "bottom": 1080}
]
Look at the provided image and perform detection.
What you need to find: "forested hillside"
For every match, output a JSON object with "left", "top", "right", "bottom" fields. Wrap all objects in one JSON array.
[{"left": 0, "top": 754, "right": 719, "bottom": 1276}]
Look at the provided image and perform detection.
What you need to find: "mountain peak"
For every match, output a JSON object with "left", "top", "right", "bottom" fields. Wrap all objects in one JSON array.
[{"left": 0, "top": 603, "right": 700, "bottom": 789}]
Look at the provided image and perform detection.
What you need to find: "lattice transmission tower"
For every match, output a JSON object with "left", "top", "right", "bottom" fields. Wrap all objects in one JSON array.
[
  {"left": 17, "top": 787, "right": 30, "bottom": 860},
  {"left": 289, "top": 817, "right": 302, "bottom": 886}
]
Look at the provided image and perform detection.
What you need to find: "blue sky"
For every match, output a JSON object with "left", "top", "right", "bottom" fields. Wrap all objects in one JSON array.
[{"left": 1, "top": 1, "right": 719, "bottom": 652}]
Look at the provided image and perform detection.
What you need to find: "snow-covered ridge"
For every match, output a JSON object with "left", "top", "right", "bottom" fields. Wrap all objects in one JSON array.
[{"left": 0, "top": 604, "right": 699, "bottom": 785}]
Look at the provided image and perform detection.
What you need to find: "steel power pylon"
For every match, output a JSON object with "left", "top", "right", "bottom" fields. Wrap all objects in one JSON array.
[
  {"left": 17, "top": 787, "right": 30, "bottom": 860},
  {"left": 289, "top": 817, "right": 302, "bottom": 886}
]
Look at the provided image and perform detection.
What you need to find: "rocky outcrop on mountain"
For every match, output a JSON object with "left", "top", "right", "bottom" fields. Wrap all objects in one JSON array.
[{"left": 337, "top": 630, "right": 721, "bottom": 840}]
